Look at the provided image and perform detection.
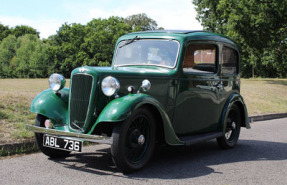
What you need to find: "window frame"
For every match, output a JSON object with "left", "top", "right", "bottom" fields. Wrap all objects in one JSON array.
[
  {"left": 113, "top": 39, "right": 181, "bottom": 69},
  {"left": 221, "top": 46, "right": 239, "bottom": 76},
  {"left": 182, "top": 42, "right": 219, "bottom": 75}
]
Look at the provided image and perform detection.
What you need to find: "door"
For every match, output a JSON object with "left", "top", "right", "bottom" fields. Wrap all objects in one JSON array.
[
  {"left": 219, "top": 45, "right": 240, "bottom": 109},
  {"left": 172, "top": 43, "right": 221, "bottom": 135}
]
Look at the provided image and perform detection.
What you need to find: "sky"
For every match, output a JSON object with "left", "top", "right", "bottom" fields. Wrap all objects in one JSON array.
[{"left": 0, "top": 0, "right": 203, "bottom": 39}]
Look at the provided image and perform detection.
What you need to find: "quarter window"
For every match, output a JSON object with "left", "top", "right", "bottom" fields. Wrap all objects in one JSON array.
[
  {"left": 183, "top": 44, "right": 217, "bottom": 73},
  {"left": 222, "top": 47, "right": 238, "bottom": 75}
]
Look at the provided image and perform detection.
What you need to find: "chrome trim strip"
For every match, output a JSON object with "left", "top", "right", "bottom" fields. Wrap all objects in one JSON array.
[{"left": 27, "top": 125, "right": 112, "bottom": 145}]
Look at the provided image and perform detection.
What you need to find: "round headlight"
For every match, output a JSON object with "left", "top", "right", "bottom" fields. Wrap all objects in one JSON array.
[
  {"left": 101, "top": 76, "right": 120, "bottom": 97},
  {"left": 49, "top": 73, "right": 66, "bottom": 92}
]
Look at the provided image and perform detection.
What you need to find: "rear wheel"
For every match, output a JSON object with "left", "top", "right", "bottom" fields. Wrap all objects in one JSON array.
[
  {"left": 34, "top": 114, "right": 71, "bottom": 158},
  {"left": 217, "top": 105, "right": 241, "bottom": 149},
  {"left": 111, "top": 107, "right": 156, "bottom": 173}
]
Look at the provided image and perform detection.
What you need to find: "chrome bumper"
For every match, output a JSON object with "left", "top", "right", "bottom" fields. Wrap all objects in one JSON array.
[{"left": 27, "top": 125, "right": 112, "bottom": 145}]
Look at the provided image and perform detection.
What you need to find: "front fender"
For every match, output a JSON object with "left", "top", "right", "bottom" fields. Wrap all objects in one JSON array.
[
  {"left": 31, "top": 88, "right": 69, "bottom": 125},
  {"left": 90, "top": 93, "right": 183, "bottom": 145},
  {"left": 220, "top": 93, "right": 251, "bottom": 132}
]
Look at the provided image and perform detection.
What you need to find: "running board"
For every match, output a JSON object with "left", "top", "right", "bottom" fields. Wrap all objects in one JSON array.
[{"left": 179, "top": 132, "right": 223, "bottom": 146}]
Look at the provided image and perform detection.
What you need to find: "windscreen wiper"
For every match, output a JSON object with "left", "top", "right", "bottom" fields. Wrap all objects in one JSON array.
[{"left": 119, "top": 36, "right": 140, "bottom": 48}]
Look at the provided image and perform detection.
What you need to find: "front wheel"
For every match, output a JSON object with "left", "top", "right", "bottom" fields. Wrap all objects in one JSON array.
[
  {"left": 111, "top": 107, "right": 156, "bottom": 173},
  {"left": 34, "top": 114, "right": 71, "bottom": 158},
  {"left": 217, "top": 105, "right": 241, "bottom": 149}
]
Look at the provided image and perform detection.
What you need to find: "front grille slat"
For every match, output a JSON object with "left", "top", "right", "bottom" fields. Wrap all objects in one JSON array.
[{"left": 70, "top": 74, "right": 93, "bottom": 130}]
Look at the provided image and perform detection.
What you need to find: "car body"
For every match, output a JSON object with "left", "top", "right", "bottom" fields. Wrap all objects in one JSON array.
[{"left": 28, "top": 30, "right": 251, "bottom": 173}]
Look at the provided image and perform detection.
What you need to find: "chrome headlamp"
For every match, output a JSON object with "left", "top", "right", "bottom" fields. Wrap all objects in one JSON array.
[
  {"left": 49, "top": 73, "right": 66, "bottom": 92},
  {"left": 137, "top": 79, "right": 151, "bottom": 93},
  {"left": 101, "top": 76, "right": 120, "bottom": 97}
]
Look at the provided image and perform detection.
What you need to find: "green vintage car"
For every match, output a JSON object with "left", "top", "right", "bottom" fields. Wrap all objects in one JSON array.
[{"left": 28, "top": 30, "right": 251, "bottom": 173}]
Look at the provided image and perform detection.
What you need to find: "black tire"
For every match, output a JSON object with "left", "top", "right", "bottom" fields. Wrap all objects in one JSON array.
[
  {"left": 34, "top": 114, "right": 71, "bottom": 158},
  {"left": 111, "top": 107, "right": 156, "bottom": 173},
  {"left": 217, "top": 105, "right": 241, "bottom": 149}
]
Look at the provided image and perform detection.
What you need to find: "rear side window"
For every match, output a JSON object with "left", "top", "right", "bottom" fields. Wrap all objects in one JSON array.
[
  {"left": 183, "top": 44, "right": 217, "bottom": 74},
  {"left": 222, "top": 47, "right": 238, "bottom": 75}
]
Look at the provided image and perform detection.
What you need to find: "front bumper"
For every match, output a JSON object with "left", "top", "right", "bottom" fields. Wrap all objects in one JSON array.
[{"left": 27, "top": 125, "right": 112, "bottom": 145}]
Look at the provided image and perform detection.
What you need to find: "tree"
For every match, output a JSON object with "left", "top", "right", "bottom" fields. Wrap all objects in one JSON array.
[
  {"left": 193, "top": 0, "right": 287, "bottom": 77},
  {"left": 47, "top": 23, "right": 87, "bottom": 77},
  {"left": 47, "top": 17, "right": 132, "bottom": 77},
  {"left": 12, "top": 34, "right": 49, "bottom": 78},
  {"left": 0, "top": 14, "right": 161, "bottom": 78},
  {"left": 124, "top": 13, "right": 158, "bottom": 31},
  {"left": 0, "top": 34, "right": 49, "bottom": 78},
  {"left": 0, "top": 23, "right": 11, "bottom": 42},
  {"left": 0, "top": 35, "right": 17, "bottom": 77},
  {"left": 11, "top": 25, "right": 40, "bottom": 38},
  {"left": 84, "top": 16, "right": 132, "bottom": 66}
]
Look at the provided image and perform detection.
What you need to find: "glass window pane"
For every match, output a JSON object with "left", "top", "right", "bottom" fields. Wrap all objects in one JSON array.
[
  {"left": 114, "top": 40, "right": 180, "bottom": 68},
  {"left": 183, "top": 44, "right": 216, "bottom": 73},
  {"left": 222, "top": 47, "right": 238, "bottom": 74}
]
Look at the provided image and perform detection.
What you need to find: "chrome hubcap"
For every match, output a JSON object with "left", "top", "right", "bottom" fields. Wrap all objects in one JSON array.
[
  {"left": 231, "top": 122, "right": 236, "bottom": 129},
  {"left": 225, "top": 131, "right": 232, "bottom": 139},
  {"left": 225, "top": 122, "right": 236, "bottom": 139},
  {"left": 138, "top": 135, "right": 145, "bottom": 145}
]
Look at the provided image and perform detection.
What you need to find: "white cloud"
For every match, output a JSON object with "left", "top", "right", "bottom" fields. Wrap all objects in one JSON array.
[
  {"left": 36, "top": 20, "right": 63, "bottom": 39},
  {"left": 0, "top": 15, "right": 62, "bottom": 38},
  {"left": 87, "top": 0, "right": 202, "bottom": 30},
  {"left": 1, "top": 0, "right": 202, "bottom": 39},
  {"left": 88, "top": 9, "right": 112, "bottom": 20}
]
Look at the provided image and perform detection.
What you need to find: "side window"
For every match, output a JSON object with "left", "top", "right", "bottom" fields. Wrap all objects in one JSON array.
[
  {"left": 222, "top": 47, "right": 238, "bottom": 75},
  {"left": 183, "top": 44, "right": 217, "bottom": 74}
]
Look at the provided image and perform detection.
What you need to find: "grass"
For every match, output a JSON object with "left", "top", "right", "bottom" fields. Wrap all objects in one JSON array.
[
  {"left": 0, "top": 79, "right": 69, "bottom": 144},
  {"left": 0, "top": 142, "right": 39, "bottom": 157},
  {"left": 0, "top": 78, "right": 286, "bottom": 146},
  {"left": 241, "top": 78, "right": 287, "bottom": 115}
]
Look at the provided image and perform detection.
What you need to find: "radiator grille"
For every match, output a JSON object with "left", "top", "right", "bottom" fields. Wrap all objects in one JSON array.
[{"left": 70, "top": 74, "right": 93, "bottom": 130}]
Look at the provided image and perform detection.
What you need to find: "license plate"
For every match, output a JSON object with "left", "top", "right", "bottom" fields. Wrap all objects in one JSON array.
[{"left": 43, "top": 135, "right": 82, "bottom": 152}]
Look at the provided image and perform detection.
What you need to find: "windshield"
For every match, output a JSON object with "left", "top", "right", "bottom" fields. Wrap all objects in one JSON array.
[{"left": 114, "top": 39, "right": 180, "bottom": 68}]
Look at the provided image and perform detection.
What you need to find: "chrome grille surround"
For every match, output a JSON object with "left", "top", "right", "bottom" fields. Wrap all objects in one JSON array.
[{"left": 69, "top": 74, "right": 94, "bottom": 131}]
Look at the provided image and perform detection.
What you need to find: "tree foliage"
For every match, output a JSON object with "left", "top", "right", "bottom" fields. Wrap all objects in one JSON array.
[
  {"left": 0, "top": 34, "right": 49, "bottom": 78},
  {"left": 193, "top": 0, "right": 287, "bottom": 77},
  {"left": 47, "top": 17, "right": 132, "bottom": 77},
  {"left": 11, "top": 25, "right": 40, "bottom": 38},
  {"left": 0, "top": 14, "right": 160, "bottom": 78},
  {"left": 0, "top": 35, "right": 17, "bottom": 77},
  {"left": 0, "top": 23, "right": 11, "bottom": 42},
  {"left": 125, "top": 13, "right": 158, "bottom": 31}
]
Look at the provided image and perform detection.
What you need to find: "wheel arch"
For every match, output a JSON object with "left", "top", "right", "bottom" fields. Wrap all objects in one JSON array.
[
  {"left": 138, "top": 104, "right": 165, "bottom": 145},
  {"left": 220, "top": 93, "right": 251, "bottom": 132},
  {"left": 233, "top": 101, "right": 249, "bottom": 128},
  {"left": 30, "top": 88, "right": 69, "bottom": 125},
  {"left": 91, "top": 94, "right": 184, "bottom": 146}
]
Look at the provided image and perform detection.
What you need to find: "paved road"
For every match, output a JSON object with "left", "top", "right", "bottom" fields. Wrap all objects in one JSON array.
[{"left": 1, "top": 118, "right": 287, "bottom": 185}]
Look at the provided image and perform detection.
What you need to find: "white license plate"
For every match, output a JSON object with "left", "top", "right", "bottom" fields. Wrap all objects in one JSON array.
[{"left": 43, "top": 135, "right": 82, "bottom": 152}]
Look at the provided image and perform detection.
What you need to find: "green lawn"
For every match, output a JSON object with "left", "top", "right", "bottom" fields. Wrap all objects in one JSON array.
[{"left": 0, "top": 78, "right": 286, "bottom": 144}]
